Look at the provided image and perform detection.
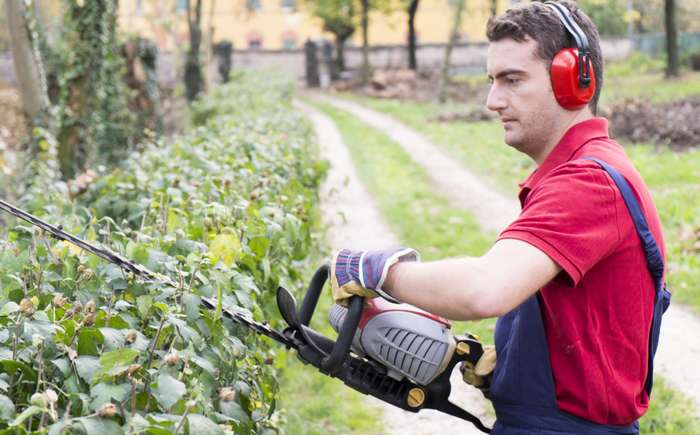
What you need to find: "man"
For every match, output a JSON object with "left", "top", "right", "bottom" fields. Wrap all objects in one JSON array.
[{"left": 330, "top": 1, "right": 670, "bottom": 433}]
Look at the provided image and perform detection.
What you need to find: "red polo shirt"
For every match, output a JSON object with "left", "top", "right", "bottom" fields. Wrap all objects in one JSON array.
[{"left": 498, "top": 118, "right": 665, "bottom": 425}]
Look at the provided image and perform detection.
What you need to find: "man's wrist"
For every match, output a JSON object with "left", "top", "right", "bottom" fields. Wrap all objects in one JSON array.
[{"left": 383, "top": 261, "right": 405, "bottom": 295}]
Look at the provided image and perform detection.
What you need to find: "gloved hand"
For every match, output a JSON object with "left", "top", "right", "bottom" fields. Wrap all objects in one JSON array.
[
  {"left": 461, "top": 345, "right": 497, "bottom": 398},
  {"left": 331, "top": 247, "right": 420, "bottom": 306}
]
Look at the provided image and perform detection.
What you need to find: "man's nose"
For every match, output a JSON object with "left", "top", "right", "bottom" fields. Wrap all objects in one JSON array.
[{"left": 486, "top": 83, "right": 507, "bottom": 113}]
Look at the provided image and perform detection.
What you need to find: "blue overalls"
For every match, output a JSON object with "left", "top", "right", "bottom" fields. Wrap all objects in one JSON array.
[{"left": 489, "top": 158, "right": 672, "bottom": 434}]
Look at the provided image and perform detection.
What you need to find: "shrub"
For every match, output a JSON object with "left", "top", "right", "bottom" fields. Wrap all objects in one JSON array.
[{"left": 0, "top": 72, "right": 325, "bottom": 434}]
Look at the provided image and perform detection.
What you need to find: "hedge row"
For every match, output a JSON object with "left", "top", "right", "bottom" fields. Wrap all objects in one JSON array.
[{"left": 0, "top": 73, "right": 325, "bottom": 434}]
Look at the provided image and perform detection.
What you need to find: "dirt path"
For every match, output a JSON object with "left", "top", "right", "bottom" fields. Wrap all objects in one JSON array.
[
  {"left": 296, "top": 100, "right": 495, "bottom": 434},
  {"left": 309, "top": 93, "right": 519, "bottom": 234},
  {"left": 307, "top": 94, "right": 700, "bottom": 416}
]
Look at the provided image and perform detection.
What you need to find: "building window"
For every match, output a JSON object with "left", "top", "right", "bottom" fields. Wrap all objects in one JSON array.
[
  {"left": 176, "top": 0, "right": 187, "bottom": 13},
  {"left": 247, "top": 31, "right": 264, "bottom": 50},
  {"left": 136, "top": 0, "right": 143, "bottom": 16},
  {"left": 281, "top": 0, "right": 296, "bottom": 12},
  {"left": 281, "top": 31, "right": 297, "bottom": 50},
  {"left": 247, "top": 0, "right": 262, "bottom": 11}
]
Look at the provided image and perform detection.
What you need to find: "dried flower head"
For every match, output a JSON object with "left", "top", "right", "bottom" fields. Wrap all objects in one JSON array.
[
  {"left": 164, "top": 350, "right": 180, "bottom": 366},
  {"left": 219, "top": 387, "right": 236, "bottom": 402},
  {"left": 97, "top": 403, "right": 118, "bottom": 418},
  {"left": 19, "top": 298, "right": 35, "bottom": 317}
]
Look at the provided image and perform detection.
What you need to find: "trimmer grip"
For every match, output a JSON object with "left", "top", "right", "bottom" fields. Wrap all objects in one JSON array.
[
  {"left": 322, "top": 295, "right": 363, "bottom": 374},
  {"left": 299, "top": 263, "right": 330, "bottom": 326}
]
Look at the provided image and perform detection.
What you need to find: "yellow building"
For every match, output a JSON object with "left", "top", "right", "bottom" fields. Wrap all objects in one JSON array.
[{"left": 118, "top": 0, "right": 512, "bottom": 52}]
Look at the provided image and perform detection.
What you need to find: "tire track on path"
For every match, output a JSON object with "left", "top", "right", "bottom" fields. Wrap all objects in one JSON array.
[
  {"left": 296, "top": 99, "right": 495, "bottom": 434},
  {"left": 307, "top": 93, "right": 700, "bottom": 416}
]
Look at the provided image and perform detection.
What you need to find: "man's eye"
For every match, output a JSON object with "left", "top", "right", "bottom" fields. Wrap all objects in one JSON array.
[{"left": 507, "top": 77, "right": 519, "bottom": 85}]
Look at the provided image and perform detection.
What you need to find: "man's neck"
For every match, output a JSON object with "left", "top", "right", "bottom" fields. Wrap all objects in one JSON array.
[{"left": 532, "top": 110, "right": 595, "bottom": 165}]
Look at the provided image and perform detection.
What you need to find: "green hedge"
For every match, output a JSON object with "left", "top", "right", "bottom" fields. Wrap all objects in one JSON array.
[{"left": 0, "top": 73, "right": 325, "bottom": 434}]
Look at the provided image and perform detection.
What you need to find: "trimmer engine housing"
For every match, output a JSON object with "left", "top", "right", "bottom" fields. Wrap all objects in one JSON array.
[{"left": 330, "top": 298, "right": 454, "bottom": 386}]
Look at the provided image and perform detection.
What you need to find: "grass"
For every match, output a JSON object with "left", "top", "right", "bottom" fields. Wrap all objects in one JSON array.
[
  {"left": 277, "top": 299, "right": 387, "bottom": 435},
  {"left": 311, "top": 92, "right": 700, "bottom": 433},
  {"left": 639, "top": 378, "right": 700, "bottom": 434},
  {"left": 601, "top": 71, "right": 700, "bottom": 105}
]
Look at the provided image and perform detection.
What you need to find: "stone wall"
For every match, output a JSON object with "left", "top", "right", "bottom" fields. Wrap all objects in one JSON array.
[{"left": 0, "top": 37, "right": 634, "bottom": 87}]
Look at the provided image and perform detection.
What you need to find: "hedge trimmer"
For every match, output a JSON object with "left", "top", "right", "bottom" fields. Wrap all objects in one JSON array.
[{"left": 0, "top": 198, "right": 492, "bottom": 433}]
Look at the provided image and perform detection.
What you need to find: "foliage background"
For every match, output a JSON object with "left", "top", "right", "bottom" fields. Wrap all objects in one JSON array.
[{"left": 0, "top": 72, "right": 326, "bottom": 434}]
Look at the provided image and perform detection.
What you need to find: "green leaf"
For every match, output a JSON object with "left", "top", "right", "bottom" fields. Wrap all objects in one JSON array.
[
  {"left": 208, "top": 233, "right": 241, "bottom": 266},
  {"left": 187, "top": 414, "right": 225, "bottom": 434},
  {"left": 51, "top": 358, "right": 71, "bottom": 376},
  {"left": 99, "top": 328, "right": 125, "bottom": 351},
  {"left": 0, "top": 394, "right": 15, "bottom": 420},
  {"left": 23, "top": 317, "right": 60, "bottom": 341},
  {"left": 189, "top": 354, "right": 218, "bottom": 375},
  {"left": 11, "top": 405, "right": 44, "bottom": 427},
  {"left": 0, "top": 360, "right": 37, "bottom": 381},
  {"left": 78, "top": 328, "right": 104, "bottom": 356},
  {"left": 48, "top": 421, "right": 70, "bottom": 435},
  {"left": 0, "top": 302, "right": 19, "bottom": 316},
  {"left": 90, "top": 383, "right": 130, "bottom": 410},
  {"left": 181, "top": 294, "right": 201, "bottom": 322},
  {"left": 153, "top": 373, "right": 185, "bottom": 410},
  {"left": 248, "top": 236, "right": 270, "bottom": 258},
  {"left": 136, "top": 295, "right": 153, "bottom": 319},
  {"left": 94, "top": 348, "right": 139, "bottom": 381},
  {"left": 74, "top": 356, "right": 101, "bottom": 384},
  {"left": 220, "top": 400, "right": 250, "bottom": 423},
  {"left": 76, "top": 416, "right": 123, "bottom": 435}
]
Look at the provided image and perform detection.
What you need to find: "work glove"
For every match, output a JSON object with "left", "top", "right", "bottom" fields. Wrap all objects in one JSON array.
[
  {"left": 331, "top": 247, "right": 420, "bottom": 307},
  {"left": 460, "top": 345, "right": 497, "bottom": 399}
]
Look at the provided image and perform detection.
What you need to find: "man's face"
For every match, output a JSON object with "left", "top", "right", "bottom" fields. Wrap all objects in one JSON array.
[{"left": 486, "top": 38, "right": 565, "bottom": 159}]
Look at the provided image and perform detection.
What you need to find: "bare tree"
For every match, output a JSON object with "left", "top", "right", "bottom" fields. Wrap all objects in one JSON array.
[
  {"left": 664, "top": 0, "right": 679, "bottom": 77},
  {"left": 438, "top": 0, "right": 466, "bottom": 103},
  {"left": 361, "top": 0, "right": 370, "bottom": 86},
  {"left": 490, "top": 0, "right": 497, "bottom": 17},
  {"left": 407, "top": 0, "right": 420, "bottom": 70},
  {"left": 305, "top": 0, "right": 355, "bottom": 73},
  {"left": 5, "top": 0, "right": 49, "bottom": 120},
  {"left": 185, "top": 0, "right": 204, "bottom": 102}
]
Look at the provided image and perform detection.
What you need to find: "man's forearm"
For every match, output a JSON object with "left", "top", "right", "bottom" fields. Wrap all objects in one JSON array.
[
  {"left": 383, "top": 257, "right": 496, "bottom": 320},
  {"left": 381, "top": 239, "right": 562, "bottom": 321}
]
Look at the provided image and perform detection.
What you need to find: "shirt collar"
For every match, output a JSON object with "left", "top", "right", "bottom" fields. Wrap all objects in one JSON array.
[{"left": 518, "top": 117, "right": 610, "bottom": 206}]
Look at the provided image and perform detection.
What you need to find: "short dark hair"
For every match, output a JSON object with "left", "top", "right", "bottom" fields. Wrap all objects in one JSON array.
[{"left": 486, "top": 0, "right": 603, "bottom": 114}]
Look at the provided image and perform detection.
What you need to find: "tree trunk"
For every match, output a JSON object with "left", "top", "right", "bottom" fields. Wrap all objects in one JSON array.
[
  {"left": 5, "top": 0, "right": 49, "bottom": 120},
  {"left": 438, "top": 0, "right": 465, "bottom": 103},
  {"left": 490, "top": 0, "right": 497, "bottom": 17},
  {"left": 335, "top": 37, "right": 346, "bottom": 72},
  {"left": 361, "top": 0, "right": 369, "bottom": 86},
  {"left": 185, "top": 0, "right": 204, "bottom": 102},
  {"left": 206, "top": 0, "right": 216, "bottom": 88},
  {"left": 407, "top": 0, "right": 419, "bottom": 70},
  {"left": 664, "top": 0, "right": 679, "bottom": 78}
]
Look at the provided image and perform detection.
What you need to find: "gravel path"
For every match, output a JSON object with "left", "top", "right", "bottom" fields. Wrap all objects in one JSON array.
[
  {"left": 296, "top": 100, "right": 495, "bottom": 434},
  {"left": 305, "top": 94, "right": 700, "bottom": 416},
  {"left": 309, "top": 93, "right": 519, "bottom": 234}
]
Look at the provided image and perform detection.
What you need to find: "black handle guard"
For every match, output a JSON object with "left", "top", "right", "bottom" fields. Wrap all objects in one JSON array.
[
  {"left": 279, "top": 264, "right": 364, "bottom": 375},
  {"left": 277, "top": 265, "right": 491, "bottom": 433}
]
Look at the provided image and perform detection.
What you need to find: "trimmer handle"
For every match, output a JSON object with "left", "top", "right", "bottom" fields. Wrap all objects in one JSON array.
[{"left": 297, "top": 264, "right": 363, "bottom": 375}]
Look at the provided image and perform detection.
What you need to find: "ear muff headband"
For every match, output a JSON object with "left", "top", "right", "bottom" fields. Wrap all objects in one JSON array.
[{"left": 544, "top": 1, "right": 592, "bottom": 88}]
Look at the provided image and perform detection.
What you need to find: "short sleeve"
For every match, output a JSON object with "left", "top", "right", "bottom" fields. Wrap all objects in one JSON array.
[{"left": 499, "top": 162, "right": 621, "bottom": 286}]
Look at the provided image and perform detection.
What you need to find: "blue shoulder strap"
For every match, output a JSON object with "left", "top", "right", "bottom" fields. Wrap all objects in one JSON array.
[{"left": 582, "top": 156, "right": 670, "bottom": 396}]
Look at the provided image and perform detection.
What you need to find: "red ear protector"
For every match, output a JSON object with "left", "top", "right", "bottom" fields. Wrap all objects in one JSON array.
[{"left": 544, "top": 1, "right": 596, "bottom": 110}]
